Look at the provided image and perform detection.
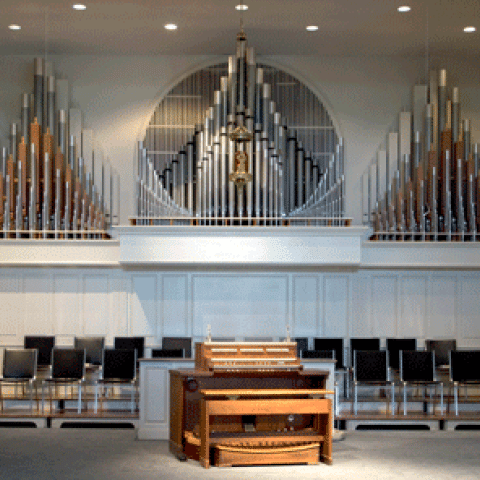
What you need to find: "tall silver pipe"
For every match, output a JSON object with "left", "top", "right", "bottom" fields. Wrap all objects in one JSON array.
[
  {"left": 474, "top": 144, "right": 479, "bottom": 177},
  {"left": 16, "top": 161, "right": 22, "bottom": 236},
  {"left": 29, "top": 144, "right": 36, "bottom": 233},
  {"left": 58, "top": 110, "right": 67, "bottom": 167},
  {"left": 255, "top": 68, "right": 263, "bottom": 126},
  {"left": 220, "top": 78, "right": 228, "bottom": 127},
  {"left": 262, "top": 84, "right": 271, "bottom": 136},
  {"left": 43, "top": 153, "right": 50, "bottom": 236},
  {"left": 425, "top": 104, "right": 433, "bottom": 155},
  {"left": 10, "top": 124, "right": 17, "bottom": 164},
  {"left": 21, "top": 94, "right": 30, "bottom": 149},
  {"left": 228, "top": 56, "right": 237, "bottom": 118},
  {"left": 4, "top": 175, "right": 10, "bottom": 234},
  {"left": 47, "top": 76, "right": 56, "bottom": 136},
  {"left": 278, "top": 122, "right": 286, "bottom": 216},
  {"left": 214, "top": 91, "right": 221, "bottom": 138},
  {"left": 269, "top": 101, "right": 276, "bottom": 140},
  {"left": 438, "top": 70, "right": 447, "bottom": 147},
  {"left": 202, "top": 155, "right": 208, "bottom": 218},
  {"left": 236, "top": 32, "right": 247, "bottom": 110},
  {"left": 65, "top": 181, "right": 71, "bottom": 233},
  {"left": 246, "top": 111, "right": 254, "bottom": 219},
  {"left": 413, "top": 131, "right": 421, "bottom": 189},
  {"left": 452, "top": 87, "right": 460, "bottom": 144},
  {"left": 34, "top": 58, "right": 44, "bottom": 129},
  {"left": 432, "top": 166, "right": 438, "bottom": 240},
  {"left": 68, "top": 135, "right": 76, "bottom": 172},
  {"left": 246, "top": 47, "right": 256, "bottom": 116},
  {"left": 296, "top": 142, "right": 304, "bottom": 209},
  {"left": 457, "top": 157, "right": 464, "bottom": 237},
  {"left": 179, "top": 149, "right": 186, "bottom": 210},
  {"left": 206, "top": 147, "right": 213, "bottom": 218},
  {"left": 1, "top": 147, "right": 7, "bottom": 180},
  {"left": 187, "top": 141, "right": 194, "bottom": 214},
  {"left": 272, "top": 149, "right": 279, "bottom": 219},
  {"left": 268, "top": 142, "right": 274, "bottom": 217},
  {"left": 445, "top": 150, "right": 451, "bottom": 239},
  {"left": 171, "top": 158, "right": 178, "bottom": 206},
  {"left": 55, "top": 169, "right": 61, "bottom": 237},
  {"left": 287, "top": 133, "right": 296, "bottom": 214},
  {"left": 220, "top": 127, "right": 228, "bottom": 218},
  {"left": 227, "top": 115, "right": 235, "bottom": 218},
  {"left": 261, "top": 133, "right": 269, "bottom": 218},
  {"left": 468, "top": 172, "right": 476, "bottom": 240},
  {"left": 254, "top": 128, "right": 262, "bottom": 218},
  {"left": 213, "top": 137, "right": 220, "bottom": 219},
  {"left": 463, "top": 119, "right": 471, "bottom": 163}
]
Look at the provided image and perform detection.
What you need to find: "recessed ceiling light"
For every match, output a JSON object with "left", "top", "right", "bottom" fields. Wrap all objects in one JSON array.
[
  {"left": 235, "top": 4, "right": 248, "bottom": 11},
  {"left": 164, "top": 23, "right": 178, "bottom": 30},
  {"left": 397, "top": 6, "right": 411, "bottom": 12},
  {"left": 8, "top": 24, "right": 21, "bottom": 30},
  {"left": 464, "top": 26, "right": 476, "bottom": 33},
  {"left": 73, "top": 4, "right": 86, "bottom": 10},
  {"left": 306, "top": 26, "right": 319, "bottom": 31}
]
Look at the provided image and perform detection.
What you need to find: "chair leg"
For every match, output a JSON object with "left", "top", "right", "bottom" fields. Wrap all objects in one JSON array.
[
  {"left": 440, "top": 383, "right": 444, "bottom": 415},
  {"left": 131, "top": 382, "right": 134, "bottom": 413},
  {"left": 354, "top": 383, "right": 358, "bottom": 415},
  {"left": 335, "top": 384, "right": 339, "bottom": 417},
  {"left": 0, "top": 383, "right": 3, "bottom": 413},
  {"left": 390, "top": 383, "right": 395, "bottom": 416},
  {"left": 454, "top": 383, "right": 459, "bottom": 416},
  {"left": 29, "top": 380, "right": 33, "bottom": 414},
  {"left": 403, "top": 383, "right": 407, "bottom": 416},
  {"left": 94, "top": 383, "right": 98, "bottom": 414},
  {"left": 77, "top": 381, "right": 82, "bottom": 414}
]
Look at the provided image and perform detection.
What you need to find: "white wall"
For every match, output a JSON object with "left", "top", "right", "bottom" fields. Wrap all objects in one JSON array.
[
  {"left": 1, "top": 267, "right": 479, "bottom": 352},
  {"left": 1, "top": 53, "right": 480, "bottom": 225}
]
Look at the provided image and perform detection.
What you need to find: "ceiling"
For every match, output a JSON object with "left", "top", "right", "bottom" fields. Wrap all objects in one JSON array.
[{"left": 1, "top": 0, "right": 479, "bottom": 57}]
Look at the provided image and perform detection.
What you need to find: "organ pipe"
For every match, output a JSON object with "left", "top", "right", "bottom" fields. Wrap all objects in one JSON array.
[
  {"left": 135, "top": 27, "right": 346, "bottom": 226},
  {"left": 0, "top": 57, "right": 116, "bottom": 239},
  {"left": 368, "top": 69, "right": 479, "bottom": 241}
]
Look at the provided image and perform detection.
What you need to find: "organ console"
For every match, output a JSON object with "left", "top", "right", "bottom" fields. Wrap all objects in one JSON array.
[
  {"left": 169, "top": 341, "right": 333, "bottom": 468},
  {"left": 134, "top": 26, "right": 348, "bottom": 227},
  {"left": 0, "top": 58, "right": 118, "bottom": 239},
  {"left": 366, "top": 69, "right": 480, "bottom": 242}
]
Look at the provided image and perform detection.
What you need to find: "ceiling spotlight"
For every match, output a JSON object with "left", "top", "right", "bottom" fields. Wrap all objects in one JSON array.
[
  {"left": 72, "top": 4, "right": 86, "bottom": 10},
  {"left": 306, "top": 25, "right": 319, "bottom": 31},
  {"left": 8, "top": 24, "right": 21, "bottom": 30},
  {"left": 164, "top": 23, "right": 178, "bottom": 30},
  {"left": 397, "top": 6, "right": 411, "bottom": 12},
  {"left": 464, "top": 26, "right": 476, "bottom": 33},
  {"left": 235, "top": 4, "right": 248, "bottom": 11}
]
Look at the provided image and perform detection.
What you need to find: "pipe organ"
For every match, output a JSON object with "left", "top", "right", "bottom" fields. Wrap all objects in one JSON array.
[
  {"left": 365, "top": 69, "right": 479, "bottom": 241},
  {"left": 135, "top": 28, "right": 348, "bottom": 226},
  {"left": 0, "top": 58, "right": 118, "bottom": 239}
]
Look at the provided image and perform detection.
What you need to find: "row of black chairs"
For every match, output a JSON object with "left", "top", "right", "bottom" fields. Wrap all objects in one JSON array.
[
  {"left": 351, "top": 349, "right": 480, "bottom": 415},
  {"left": 0, "top": 347, "right": 137, "bottom": 414},
  {"left": 22, "top": 336, "right": 194, "bottom": 366}
]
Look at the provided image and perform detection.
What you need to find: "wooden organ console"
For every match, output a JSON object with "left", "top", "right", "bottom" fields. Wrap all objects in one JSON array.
[{"left": 169, "top": 341, "right": 333, "bottom": 468}]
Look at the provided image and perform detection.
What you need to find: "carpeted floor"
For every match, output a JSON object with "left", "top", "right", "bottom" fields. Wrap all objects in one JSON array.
[{"left": 0, "top": 428, "right": 478, "bottom": 480}]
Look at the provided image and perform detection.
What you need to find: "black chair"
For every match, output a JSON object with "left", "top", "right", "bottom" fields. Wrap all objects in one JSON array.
[
  {"left": 350, "top": 338, "right": 380, "bottom": 367},
  {"left": 386, "top": 338, "right": 417, "bottom": 370},
  {"left": 294, "top": 337, "right": 309, "bottom": 357},
  {"left": 74, "top": 337, "right": 105, "bottom": 366},
  {"left": 24, "top": 336, "right": 55, "bottom": 366},
  {"left": 449, "top": 350, "right": 480, "bottom": 416},
  {"left": 400, "top": 350, "right": 443, "bottom": 415},
  {"left": 353, "top": 350, "right": 394, "bottom": 415},
  {"left": 301, "top": 349, "right": 334, "bottom": 359},
  {"left": 94, "top": 349, "right": 137, "bottom": 413},
  {"left": 151, "top": 349, "right": 184, "bottom": 358},
  {"left": 425, "top": 339, "right": 456, "bottom": 366},
  {"left": 162, "top": 337, "right": 192, "bottom": 359},
  {"left": 42, "top": 348, "right": 86, "bottom": 414},
  {"left": 314, "top": 338, "right": 345, "bottom": 369},
  {"left": 114, "top": 337, "right": 145, "bottom": 361},
  {"left": 0, "top": 349, "right": 38, "bottom": 413}
]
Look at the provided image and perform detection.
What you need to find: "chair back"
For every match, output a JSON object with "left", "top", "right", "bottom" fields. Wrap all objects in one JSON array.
[
  {"left": 74, "top": 337, "right": 105, "bottom": 365},
  {"left": 151, "top": 349, "right": 184, "bottom": 358},
  {"left": 51, "top": 348, "right": 85, "bottom": 380},
  {"left": 102, "top": 349, "right": 136, "bottom": 381},
  {"left": 354, "top": 350, "right": 388, "bottom": 382},
  {"left": 400, "top": 350, "right": 435, "bottom": 382},
  {"left": 294, "top": 338, "right": 308, "bottom": 357},
  {"left": 314, "top": 338, "right": 344, "bottom": 369},
  {"left": 3, "top": 349, "right": 37, "bottom": 379},
  {"left": 425, "top": 339, "right": 456, "bottom": 366},
  {"left": 450, "top": 350, "right": 480, "bottom": 382},
  {"left": 386, "top": 338, "right": 417, "bottom": 370},
  {"left": 302, "top": 349, "right": 335, "bottom": 360},
  {"left": 350, "top": 338, "right": 380, "bottom": 368},
  {"left": 162, "top": 337, "right": 192, "bottom": 359},
  {"left": 24, "top": 336, "right": 55, "bottom": 366},
  {"left": 114, "top": 337, "right": 145, "bottom": 360}
]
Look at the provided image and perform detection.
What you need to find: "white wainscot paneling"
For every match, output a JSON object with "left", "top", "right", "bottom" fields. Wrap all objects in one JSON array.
[
  {"left": 459, "top": 274, "right": 480, "bottom": 341},
  {"left": 24, "top": 274, "right": 53, "bottom": 335},
  {"left": 350, "top": 272, "right": 371, "bottom": 337},
  {"left": 162, "top": 274, "right": 188, "bottom": 337},
  {"left": 130, "top": 274, "right": 157, "bottom": 338},
  {"left": 371, "top": 275, "right": 397, "bottom": 338},
  {"left": 82, "top": 274, "right": 109, "bottom": 336},
  {"left": 400, "top": 275, "right": 427, "bottom": 338},
  {"left": 427, "top": 275, "right": 456, "bottom": 338},
  {"left": 54, "top": 274, "right": 80, "bottom": 336},
  {"left": 293, "top": 276, "right": 318, "bottom": 337},
  {"left": 192, "top": 275, "right": 288, "bottom": 338},
  {"left": 323, "top": 276, "right": 349, "bottom": 338},
  {"left": 0, "top": 274, "right": 20, "bottom": 344},
  {"left": 109, "top": 275, "right": 128, "bottom": 340}
]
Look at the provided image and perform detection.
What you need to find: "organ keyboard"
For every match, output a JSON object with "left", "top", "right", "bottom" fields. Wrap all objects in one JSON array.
[{"left": 170, "top": 341, "right": 333, "bottom": 468}]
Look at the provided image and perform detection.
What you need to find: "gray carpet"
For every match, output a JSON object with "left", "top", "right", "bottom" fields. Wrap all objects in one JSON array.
[{"left": 0, "top": 429, "right": 478, "bottom": 480}]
